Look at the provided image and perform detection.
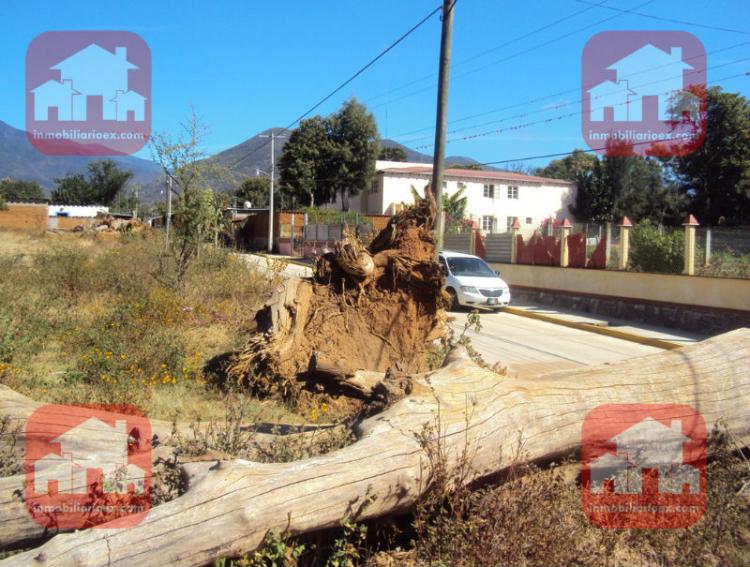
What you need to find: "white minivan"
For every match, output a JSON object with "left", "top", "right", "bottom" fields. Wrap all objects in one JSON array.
[{"left": 439, "top": 250, "right": 511, "bottom": 311}]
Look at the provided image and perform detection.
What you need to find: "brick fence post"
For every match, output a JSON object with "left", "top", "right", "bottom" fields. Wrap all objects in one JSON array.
[
  {"left": 618, "top": 216, "right": 632, "bottom": 270},
  {"left": 560, "top": 218, "right": 572, "bottom": 267},
  {"left": 511, "top": 218, "right": 521, "bottom": 263},
  {"left": 683, "top": 214, "right": 699, "bottom": 275}
]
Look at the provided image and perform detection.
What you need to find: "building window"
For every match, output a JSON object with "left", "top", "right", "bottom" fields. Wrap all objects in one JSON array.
[
  {"left": 526, "top": 217, "right": 533, "bottom": 225},
  {"left": 483, "top": 184, "right": 495, "bottom": 198},
  {"left": 506, "top": 216, "right": 519, "bottom": 231},
  {"left": 370, "top": 179, "right": 378, "bottom": 194},
  {"left": 482, "top": 215, "right": 495, "bottom": 233},
  {"left": 507, "top": 186, "right": 519, "bottom": 199}
]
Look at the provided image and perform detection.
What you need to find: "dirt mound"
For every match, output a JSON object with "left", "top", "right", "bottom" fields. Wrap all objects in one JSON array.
[{"left": 228, "top": 193, "right": 447, "bottom": 405}]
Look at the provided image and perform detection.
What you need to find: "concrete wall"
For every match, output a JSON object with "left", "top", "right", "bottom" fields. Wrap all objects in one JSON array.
[
  {"left": 0, "top": 203, "right": 48, "bottom": 232},
  {"left": 49, "top": 216, "right": 97, "bottom": 230},
  {"left": 490, "top": 263, "right": 750, "bottom": 333}
]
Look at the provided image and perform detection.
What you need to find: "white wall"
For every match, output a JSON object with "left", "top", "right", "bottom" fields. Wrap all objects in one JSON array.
[
  {"left": 48, "top": 205, "right": 109, "bottom": 218},
  {"left": 317, "top": 161, "right": 576, "bottom": 228},
  {"left": 370, "top": 169, "right": 575, "bottom": 234}
]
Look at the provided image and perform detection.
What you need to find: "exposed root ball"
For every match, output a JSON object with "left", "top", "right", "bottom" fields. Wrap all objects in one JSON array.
[{"left": 228, "top": 193, "right": 448, "bottom": 405}]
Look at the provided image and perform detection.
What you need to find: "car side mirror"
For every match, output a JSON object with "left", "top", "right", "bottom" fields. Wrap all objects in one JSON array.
[{"left": 495, "top": 270, "right": 500, "bottom": 276}]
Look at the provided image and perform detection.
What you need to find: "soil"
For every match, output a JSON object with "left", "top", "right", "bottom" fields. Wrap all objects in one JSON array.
[{"left": 228, "top": 194, "right": 447, "bottom": 407}]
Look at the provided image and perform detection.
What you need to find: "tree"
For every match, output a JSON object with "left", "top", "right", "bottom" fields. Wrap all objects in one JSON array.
[
  {"left": 0, "top": 179, "right": 45, "bottom": 201},
  {"left": 327, "top": 98, "right": 380, "bottom": 211},
  {"left": 669, "top": 87, "right": 750, "bottom": 225},
  {"left": 410, "top": 182, "right": 467, "bottom": 221},
  {"left": 536, "top": 149, "right": 597, "bottom": 183},
  {"left": 611, "top": 157, "right": 683, "bottom": 225},
  {"left": 279, "top": 117, "right": 332, "bottom": 207},
  {"left": 540, "top": 147, "right": 681, "bottom": 224},
  {"left": 50, "top": 160, "right": 133, "bottom": 205},
  {"left": 151, "top": 110, "right": 229, "bottom": 283},
  {"left": 236, "top": 177, "right": 270, "bottom": 208},
  {"left": 379, "top": 146, "right": 407, "bottom": 162},
  {"left": 280, "top": 99, "right": 379, "bottom": 212},
  {"left": 442, "top": 185, "right": 467, "bottom": 218},
  {"left": 50, "top": 173, "right": 91, "bottom": 205},
  {"left": 538, "top": 149, "right": 610, "bottom": 222},
  {"left": 448, "top": 163, "right": 482, "bottom": 171}
]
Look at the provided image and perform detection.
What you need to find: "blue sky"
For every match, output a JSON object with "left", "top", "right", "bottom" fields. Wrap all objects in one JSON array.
[{"left": 1, "top": 0, "right": 749, "bottom": 168}]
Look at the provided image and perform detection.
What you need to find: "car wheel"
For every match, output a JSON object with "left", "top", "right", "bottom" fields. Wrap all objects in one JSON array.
[{"left": 446, "top": 288, "right": 459, "bottom": 311}]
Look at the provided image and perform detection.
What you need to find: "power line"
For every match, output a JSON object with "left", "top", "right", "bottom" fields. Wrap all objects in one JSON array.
[
  {"left": 363, "top": 0, "right": 613, "bottom": 107},
  {"left": 229, "top": 4, "right": 442, "bottom": 170},
  {"left": 391, "top": 39, "right": 750, "bottom": 142},
  {"left": 408, "top": 54, "right": 749, "bottom": 149},
  {"left": 471, "top": 73, "right": 750, "bottom": 168},
  {"left": 575, "top": 0, "right": 750, "bottom": 36},
  {"left": 411, "top": 68, "right": 749, "bottom": 150},
  {"left": 369, "top": 0, "right": 657, "bottom": 112}
]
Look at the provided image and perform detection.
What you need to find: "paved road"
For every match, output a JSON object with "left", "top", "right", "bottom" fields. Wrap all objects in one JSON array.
[
  {"left": 241, "top": 254, "right": 663, "bottom": 377},
  {"left": 449, "top": 309, "right": 662, "bottom": 377}
]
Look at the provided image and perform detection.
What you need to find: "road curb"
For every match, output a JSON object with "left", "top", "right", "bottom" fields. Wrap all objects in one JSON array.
[
  {"left": 504, "top": 307, "right": 683, "bottom": 350},
  {"left": 253, "top": 253, "right": 312, "bottom": 270}
]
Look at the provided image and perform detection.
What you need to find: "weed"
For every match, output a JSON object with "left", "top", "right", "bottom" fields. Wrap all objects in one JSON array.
[{"left": 0, "top": 415, "right": 22, "bottom": 477}]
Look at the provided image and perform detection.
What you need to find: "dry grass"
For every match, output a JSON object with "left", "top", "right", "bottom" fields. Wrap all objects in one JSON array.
[{"left": 0, "top": 230, "right": 301, "bottom": 422}]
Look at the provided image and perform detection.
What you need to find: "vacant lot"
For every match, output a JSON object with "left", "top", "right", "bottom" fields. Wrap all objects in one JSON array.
[{"left": 0, "top": 229, "right": 303, "bottom": 423}]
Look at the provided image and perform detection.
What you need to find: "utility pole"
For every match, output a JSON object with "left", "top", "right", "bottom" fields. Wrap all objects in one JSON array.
[
  {"left": 259, "top": 131, "right": 287, "bottom": 253},
  {"left": 133, "top": 185, "right": 139, "bottom": 220},
  {"left": 432, "top": 0, "right": 455, "bottom": 257},
  {"left": 164, "top": 176, "right": 173, "bottom": 251}
]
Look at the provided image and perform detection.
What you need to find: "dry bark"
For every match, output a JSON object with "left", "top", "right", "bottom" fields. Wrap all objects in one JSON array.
[{"left": 3, "top": 328, "right": 749, "bottom": 567}]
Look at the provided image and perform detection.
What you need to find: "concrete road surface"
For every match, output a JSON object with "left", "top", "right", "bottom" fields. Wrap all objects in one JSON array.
[
  {"left": 241, "top": 253, "right": 665, "bottom": 377},
  {"left": 449, "top": 309, "right": 663, "bottom": 378}
]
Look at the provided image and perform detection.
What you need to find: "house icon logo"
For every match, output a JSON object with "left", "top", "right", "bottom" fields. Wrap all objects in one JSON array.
[
  {"left": 581, "top": 404, "right": 707, "bottom": 529},
  {"left": 25, "top": 404, "right": 152, "bottom": 530},
  {"left": 581, "top": 31, "right": 706, "bottom": 158},
  {"left": 26, "top": 31, "right": 151, "bottom": 156}
]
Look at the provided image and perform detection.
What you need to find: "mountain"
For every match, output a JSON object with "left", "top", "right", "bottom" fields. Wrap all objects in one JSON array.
[
  {"left": 0, "top": 120, "right": 164, "bottom": 200},
  {"left": 1, "top": 121, "right": 499, "bottom": 204},
  {"left": 211, "top": 127, "right": 287, "bottom": 179},
  {"left": 379, "top": 138, "right": 492, "bottom": 169},
  {"left": 211, "top": 131, "right": 495, "bottom": 178}
]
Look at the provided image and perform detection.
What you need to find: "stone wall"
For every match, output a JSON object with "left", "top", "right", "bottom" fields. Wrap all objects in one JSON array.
[{"left": 510, "top": 286, "right": 750, "bottom": 334}]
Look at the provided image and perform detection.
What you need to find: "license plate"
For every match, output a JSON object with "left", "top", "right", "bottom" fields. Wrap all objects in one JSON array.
[{"left": 487, "top": 297, "right": 499, "bottom": 305}]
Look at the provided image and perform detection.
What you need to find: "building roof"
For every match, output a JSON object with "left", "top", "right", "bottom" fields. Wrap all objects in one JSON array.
[{"left": 378, "top": 165, "right": 574, "bottom": 185}]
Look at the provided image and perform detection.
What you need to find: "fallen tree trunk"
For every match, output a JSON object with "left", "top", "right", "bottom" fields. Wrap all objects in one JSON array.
[
  {"left": 4, "top": 328, "right": 749, "bottom": 567},
  {"left": 0, "top": 387, "right": 341, "bottom": 552}
]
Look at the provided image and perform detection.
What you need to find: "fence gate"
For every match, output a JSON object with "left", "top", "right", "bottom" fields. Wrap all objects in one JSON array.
[
  {"left": 442, "top": 233, "right": 473, "bottom": 254},
  {"left": 484, "top": 233, "right": 513, "bottom": 263}
]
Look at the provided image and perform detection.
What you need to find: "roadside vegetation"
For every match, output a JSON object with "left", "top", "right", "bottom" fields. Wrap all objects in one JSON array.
[
  {"left": 211, "top": 424, "right": 750, "bottom": 567},
  {"left": 0, "top": 229, "right": 299, "bottom": 422}
]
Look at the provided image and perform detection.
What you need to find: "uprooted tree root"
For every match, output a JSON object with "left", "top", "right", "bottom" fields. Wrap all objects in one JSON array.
[{"left": 228, "top": 194, "right": 448, "bottom": 410}]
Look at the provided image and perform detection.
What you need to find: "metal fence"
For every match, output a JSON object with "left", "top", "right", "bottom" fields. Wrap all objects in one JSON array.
[
  {"left": 442, "top": 233, "right": 473, "bottom": 254},
  {"left": 484, "top": 233, "right": 513, "bottom": 263}
]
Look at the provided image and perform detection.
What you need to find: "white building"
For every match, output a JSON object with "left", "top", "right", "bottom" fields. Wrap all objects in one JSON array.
[{"left": 341, "top": 161, "right": 576, "bottom": 235}]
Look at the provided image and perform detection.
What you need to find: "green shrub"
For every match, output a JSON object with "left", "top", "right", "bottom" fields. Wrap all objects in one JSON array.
[
  {"left": 697, "top": 249, "right": 750, "bottom": 279},
  {"left": 629, "top": 220, "right": 684, "bottom": 273}
]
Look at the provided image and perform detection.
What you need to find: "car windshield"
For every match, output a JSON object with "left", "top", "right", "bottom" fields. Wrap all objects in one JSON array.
[{"left": 446, "top": 257, "right": 496, "bottom": 277}]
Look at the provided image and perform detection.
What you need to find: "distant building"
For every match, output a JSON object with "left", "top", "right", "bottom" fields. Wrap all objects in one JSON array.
[{"left": 334, "top": 160, "right": 576, "bottom": 234}]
